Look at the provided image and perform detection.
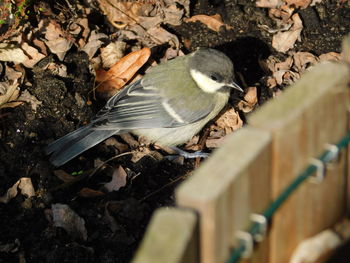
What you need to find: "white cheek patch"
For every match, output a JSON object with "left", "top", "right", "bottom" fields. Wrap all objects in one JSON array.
[{"left": 190, "top": 69, "right": 225, "bottom": 93}]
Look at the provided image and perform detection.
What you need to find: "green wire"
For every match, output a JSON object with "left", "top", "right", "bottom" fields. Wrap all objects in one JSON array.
[{"left": 228, "top": 132, "right": 350, "bottom": 263}]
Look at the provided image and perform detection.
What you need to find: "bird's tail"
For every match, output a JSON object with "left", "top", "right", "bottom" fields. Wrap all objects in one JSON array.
[{"left": 45, "top": 124, "right": 117, "bottom": 167}]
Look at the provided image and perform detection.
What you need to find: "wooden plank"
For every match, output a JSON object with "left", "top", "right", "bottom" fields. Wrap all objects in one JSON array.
[
  {"left": 131, "top": 208, "right": 198, "bottom": 263},
  {"left": 249, "top": 62, "right": 350, "bottom": 263},
  {"left": 176, "top": 127, "right": 272, "bottom": 263}
]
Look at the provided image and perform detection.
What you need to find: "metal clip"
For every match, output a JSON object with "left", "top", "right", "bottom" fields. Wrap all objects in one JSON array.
[
  {"left": 236, "top": 231, "right": 253, "bottom": 258},
  {"left": 308, "top": 158, "right": 325, "bottom": 183},
  {"left": 250, "top": 214, "right": 267, "bottom": 242},
  {"left": 324, "top": 144, "right": 340, "bottom": 168}
]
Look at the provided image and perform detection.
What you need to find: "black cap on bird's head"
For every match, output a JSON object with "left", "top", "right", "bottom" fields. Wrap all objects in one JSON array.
[{"left": 188, "top": 48, "right": 243, "bottom": 93}]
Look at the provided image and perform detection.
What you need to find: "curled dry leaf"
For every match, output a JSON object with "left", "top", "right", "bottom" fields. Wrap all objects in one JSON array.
[
  {"left": 96, "top": 47, "right": 151, "bottom": 97},
  {"left": 256, "top": 0, "right": 284, "bottom": 8},
  {"left": 238, "top": 87, "right": 258, "bottom": 113},
  {"left": 98, "top": 0, "right": 188, "bottom": 30},
  {"left": 147, "top": 26, "right": 180, "bottom": 48},
  {"left": 215, "top": 108, "right": 243, "bottom": 135},
  {"left": 104, "top": 166, "right": 128, "bottom": 192},
  {"left": 21, "top": 43, "right": 45, "bottom": 68},
  {"left": 293, "top": 51, "right": 318, "bottom": 72},
  {"left": 78, "top": 188, "right": 105, "bottom": 198},
  {"left": 44, "top": 22, "right": 74, "bottom": 61},
  {"left": 272, "top": 13, "right": 303, "bottom": 53},
  {"left": 273, "top": 69, "right": 300, "bottom": 85},
  {"left": 53, "top": 170, "right": 76, "bottom": 183},
  {"left": 82, "top": 30, "right": 107, "bottom": 59},
  {"left": 100, "top": 41, "right": 127, "bottom": 68},
  {"left": 185, "top": 14, "right": 233, "bottom": 32},
  {"left": 0, "top": 177, "right": 35, "bottom": 204},
  {"left": 0, "top": 80, "right": 20, "bottom": 108},
  {"left": 52, "top": 203, "right": 88, "bottom": 241},
  {"left": 269, "top": 5, "right": 295, "bottom": 22},
  {"left": 0, "top": 43, "right": 27, "bottom": 64},
  {"left": 319, "top": 52, "right": 341, "bottom": 62},
  {"left": 285, "top": 0, "right": 312, "bottom": 9}
]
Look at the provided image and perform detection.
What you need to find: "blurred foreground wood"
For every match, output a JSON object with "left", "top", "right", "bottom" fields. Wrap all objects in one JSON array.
[{"left": 132, "top": 60, "right": 350, "bottom": 263}]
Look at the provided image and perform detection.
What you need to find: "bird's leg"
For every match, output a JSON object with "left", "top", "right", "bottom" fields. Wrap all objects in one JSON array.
[{"left": 168, "top": 146, "right": 210, "bottom": 159}]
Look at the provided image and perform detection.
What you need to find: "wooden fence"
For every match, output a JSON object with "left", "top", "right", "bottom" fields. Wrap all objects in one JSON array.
[{"left": 132, "top": 55, "right": 350, "bottom": 262}]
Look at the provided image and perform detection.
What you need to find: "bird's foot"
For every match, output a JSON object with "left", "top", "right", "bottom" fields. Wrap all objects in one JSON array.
[{"left": 165, "top": 147, "right": 210, "bottom": 160}]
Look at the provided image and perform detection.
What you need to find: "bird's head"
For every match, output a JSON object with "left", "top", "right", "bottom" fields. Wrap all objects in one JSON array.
[{"left": 188, "top": 48, "right": 243, "bottom": 93}]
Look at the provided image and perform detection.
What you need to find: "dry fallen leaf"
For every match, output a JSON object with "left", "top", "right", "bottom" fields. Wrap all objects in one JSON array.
[
  {"left": 293, "top": 51, "right": 318, "bottom": 72},
  {"left": 256, "top": 0, "right": 284, "bottom": 8},
  {"left": 268, "top": 5, "right": 295, "bottom": 22},
  {"left": 78, "top": 188, "right": 105, "bottom": 198},
  {"left": 53, "top": 170, "right": 76, "bottom": 183},
  {"left": 0, "top": 177, "right": 35, "bottom": 204},
  {"left": 0, "top": 43, "right": 27, "bottom": 64},
  {"left": 18, "top": 90, "right": 42, "bottom": 111},
  {"left": 285, "top": 0, "right": 311, "bottom": 9},
  {"left": 52, "top": 203, "right": 88, "bottom": 241},
  {"left": 104, "top": 166, "right": 128, "bottom": 192},
  {"left": 44, "top": 22, "right": 74, "bottom": 61},
  {"left": 20, "top": 42, "right": 45, "bottom": 68},
  {"left": 215, "top": 108, "right": 243, "bottom": 135},
  {"left": 100, "top": 41, "right": 126, "bottom": 68},
  {"left": 238, "top": 86, "right": 258, "bottom": 113},
  {"left": 96, "top": 47, "right": 151, "bottom": 97},
  {"left": 185, "top": 14, "right": 233, "bottom": 32},
  {"left": 147, "top": 26, "right": 180, "bottom": 48},
  {"left": 272, "top": 13, "right": 303, "bottom": 53},
  {"left": 319, "top": 52, "right": 341, "bottom": 62},
  {"left": 0, "top": 80, "right": 20, "bottom": 108},
  {"left": 82, "top": 30, "right": 107, "bottom": 59}
]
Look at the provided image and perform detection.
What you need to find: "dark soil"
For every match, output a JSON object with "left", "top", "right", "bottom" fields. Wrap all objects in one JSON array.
[{"left": 0, "top": 0, "right": 349, "bottom": 262}]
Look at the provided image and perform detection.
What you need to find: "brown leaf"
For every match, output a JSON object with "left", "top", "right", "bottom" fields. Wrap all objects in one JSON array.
[
  {"left": 53, "top": 170, "right": 76, "bottom": 183},
  {"left": 238, "top": 87, "right": 258, "bottom": 113},
  {"left": 100, "top": 41, "right": 126, "bottom": 68},
  {"left": 0, "top": 80, "right": 19, "bottom": 107},
  {"left": 104, "top": 166, "right": 127, "bottom": 192},
  {"left": 78, "top": 188, "right": 105, "bottom": 198},
  {"left": 0, "top": 43, "right": 27, "bottom": 64},
  {"left": 272, "top": 13, "right": 303, "bottom": 53},
  {"left": 319, "top": 52, "right": 341, "bottom": 62},
  {"left": 256, "top": 0, "right": 284, "bottom": 8},
  {"left": 21, "top": 43, "right": 45, "bottom": 68},
  {"left": 0, "top": 177, "right": 35, "bottom": 204},
  {"left": 82, "top": 30, "right": 107, "bottom": 59},
  {"left": 96, "top": 47, "right": 151, "bottom": 97},
  {"left": 0, "top": 101, "right": 23, "bottom": 109},
  {"left": 285, "top": 0, "right": 311, "bottom": 9},
  {"left": 215, "top": 108, "right": 243, "bottom": 135},
  {"left": 52, "top": 203, "right": 87, "bottom": 241},
  {"left": 293, "top": 51, "right": 318, "bottom": 72},
  {"left": 185, "top": 14, "right": 233, "bottom": 32},
  {"left": 44, "top": 22, "right": 74, "bottom": 61}
]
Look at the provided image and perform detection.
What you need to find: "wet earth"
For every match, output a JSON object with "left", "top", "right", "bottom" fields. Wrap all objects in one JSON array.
[{"left": 0, "top": 0, "right": 349, "bottom": 262}]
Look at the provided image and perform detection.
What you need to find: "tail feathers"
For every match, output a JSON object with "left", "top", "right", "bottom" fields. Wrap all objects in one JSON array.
[
  {"left": 47, "top": 126, "right": 118, "bottom": 167},
  {"left": 45, "top": 125, "right": 93, "bottom": 155}
]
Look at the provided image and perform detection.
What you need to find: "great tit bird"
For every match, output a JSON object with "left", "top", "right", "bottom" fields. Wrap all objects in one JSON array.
[{"left": 46, "top": 48, "right": 243, "bottom": 166}]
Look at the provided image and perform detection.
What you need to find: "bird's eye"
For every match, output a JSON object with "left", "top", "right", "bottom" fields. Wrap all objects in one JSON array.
[{"left": 210, "top": 73, "right": 222, "bottom": 82}]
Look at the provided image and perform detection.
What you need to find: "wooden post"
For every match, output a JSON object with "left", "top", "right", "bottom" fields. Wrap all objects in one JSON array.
[
  {"left": 249, "top": 62, "right": 350, "bottom": 263},
  {"left": 132, "top": 208, "right": 199, "bottom": 263},
  {"left": 176, "top": 128, "right": 272, "bottom": 263}
]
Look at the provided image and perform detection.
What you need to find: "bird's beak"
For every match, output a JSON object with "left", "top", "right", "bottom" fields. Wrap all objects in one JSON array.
[{"left": 226, "top": 82, "right": 243, "bottom": 92}]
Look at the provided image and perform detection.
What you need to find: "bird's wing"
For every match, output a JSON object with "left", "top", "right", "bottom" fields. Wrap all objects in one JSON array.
[{"left": 92, "top": 75, "right": 215, "bottom": 130}]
